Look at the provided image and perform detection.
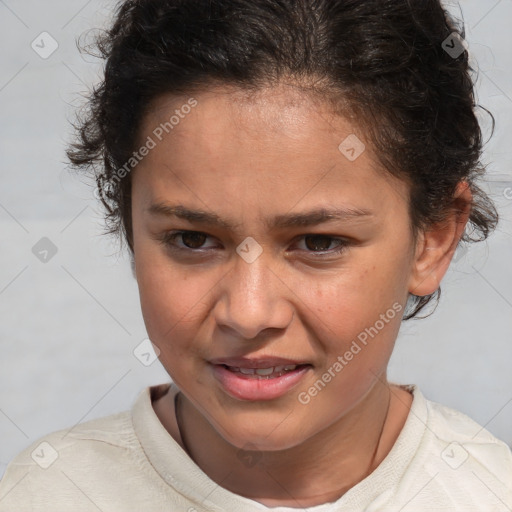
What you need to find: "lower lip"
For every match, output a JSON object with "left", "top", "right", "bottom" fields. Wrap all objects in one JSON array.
[{"left": 211, "top": 364, "right": 311, "bottom": 401}]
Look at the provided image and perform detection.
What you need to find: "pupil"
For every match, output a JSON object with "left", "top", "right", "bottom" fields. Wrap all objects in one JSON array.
[
  {"left": 183, "top": 232, "right": 206, "bottom": 249},
  {"left": 305, "top": 235, "right": 331, "bottom": 251}
]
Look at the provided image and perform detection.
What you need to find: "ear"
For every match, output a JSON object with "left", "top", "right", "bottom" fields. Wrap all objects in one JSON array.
[{"left": 408, "top": 182, "right": 472, "bottom": 297}]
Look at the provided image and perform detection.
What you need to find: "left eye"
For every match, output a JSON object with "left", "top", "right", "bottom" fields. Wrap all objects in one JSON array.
[
  {"left": 297, "top": 234, "right": 347, "bottom": 253},
  {"left": 160, "top": 231, "right": 349, "bottom": 257}
]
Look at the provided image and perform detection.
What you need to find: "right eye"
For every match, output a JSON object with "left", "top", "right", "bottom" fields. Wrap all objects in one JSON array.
[{"left": 159, "top": 230, "right": 219, "bottom": 252}]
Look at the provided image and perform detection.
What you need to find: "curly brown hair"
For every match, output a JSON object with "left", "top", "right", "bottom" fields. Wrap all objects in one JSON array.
[{"left": 67, "top": 0, "right": 498, "bottom": 320}]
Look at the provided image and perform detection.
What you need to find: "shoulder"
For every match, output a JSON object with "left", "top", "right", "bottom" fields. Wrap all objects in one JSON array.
[
  {"left": 4, "top": 409, "right": 137, "bottom": 467},
  {"left": 402, "top": 387, "right": 512, "bottom": 508},
  {"left": 0, "top": 410, "right": 147, "bottom": 511},
  {"left": 424, "top": 394, "right": 512, "bottom": 473}
]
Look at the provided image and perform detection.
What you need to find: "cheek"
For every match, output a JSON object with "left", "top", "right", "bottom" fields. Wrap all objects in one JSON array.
[
  {"left": 135, "top": 249, "right": 208, "bottom": 355},
  {"left": 137, "top": 268, "right": 209, "bottom": 389},
  {"left": 300, "top": 280, "right": 402, "bottom": 413},
  {"left": 305, "top": 252, "right": 407, "bottom": 370},
  {"left": 314, "top": 281, "right": 402, "bottom": 357},
  {"left": 310, "top": 256, "right": 406, "bottom": 329}
]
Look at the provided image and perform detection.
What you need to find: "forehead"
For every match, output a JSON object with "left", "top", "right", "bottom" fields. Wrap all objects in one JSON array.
[
  {"left": 141, "top": 82, "right": 354, "bottom": 152},
  {"left": 133, "top": 84, "right": 409, "bottom": 222}
]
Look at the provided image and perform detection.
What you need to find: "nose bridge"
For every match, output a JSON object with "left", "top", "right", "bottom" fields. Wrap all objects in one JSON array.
[{"left": 215, "top": 249, "right": 292, "bottom": 339}]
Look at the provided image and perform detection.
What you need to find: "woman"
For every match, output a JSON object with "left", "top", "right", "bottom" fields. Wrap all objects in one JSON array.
[{"left": 1, "top": 0, "right": 511, "bottom": 510}]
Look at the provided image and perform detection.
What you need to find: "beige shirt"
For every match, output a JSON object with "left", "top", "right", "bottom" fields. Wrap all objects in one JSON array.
[{"left": 1, "top": 382, "right": 511, "bottom": 511}]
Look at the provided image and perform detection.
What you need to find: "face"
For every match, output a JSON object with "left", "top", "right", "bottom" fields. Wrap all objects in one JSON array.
[{"left": 131, "top": 83, "right": 417, "bottom": 451}]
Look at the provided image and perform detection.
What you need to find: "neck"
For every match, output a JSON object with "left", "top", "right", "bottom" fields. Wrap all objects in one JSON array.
[{"left": 173, "top": 379, "right": 411, "bottom": 508}]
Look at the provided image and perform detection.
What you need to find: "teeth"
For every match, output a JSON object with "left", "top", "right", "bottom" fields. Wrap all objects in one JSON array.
[
  {"left": 255, "top": 367, "right": 274, "bottom": 376},
  {"left": 226, "top": 364, "right": 300, "bottom": 377}
]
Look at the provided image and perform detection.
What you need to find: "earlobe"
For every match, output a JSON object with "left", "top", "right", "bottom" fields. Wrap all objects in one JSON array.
[{"left": 408, "top": 182, "right": 472, "bottom": 297}]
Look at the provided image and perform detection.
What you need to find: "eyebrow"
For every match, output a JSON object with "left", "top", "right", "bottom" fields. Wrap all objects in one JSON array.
[{"left": 147, "top": 203, "right": 373, "bottom": 230}]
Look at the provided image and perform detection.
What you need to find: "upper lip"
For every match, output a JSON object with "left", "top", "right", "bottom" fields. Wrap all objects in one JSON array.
[{"left": 209, "top": 356, "right": 312, "bottom": 369}]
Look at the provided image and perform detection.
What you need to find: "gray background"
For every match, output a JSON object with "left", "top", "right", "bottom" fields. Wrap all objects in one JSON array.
[{"left": 0, "top": 0, "right": 511, "bottom": 479}]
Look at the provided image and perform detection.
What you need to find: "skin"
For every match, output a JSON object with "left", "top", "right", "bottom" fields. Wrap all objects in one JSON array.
[{"left": 130, "top": 82, "right": 471, "bottom": 508}]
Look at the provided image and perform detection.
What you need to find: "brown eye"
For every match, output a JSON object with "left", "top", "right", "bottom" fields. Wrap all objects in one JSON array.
[
  {"left": 304, "top": 235, "right": 335, "bottom": 252},
  {"left": 159, "top": 231, "right": 349, "bottom": 259},
  {"left": 294, "top": 235, "right": 350, "bottom": 258},
  {"left": 180, "top": 231, "right": 208, "bottom": 249},
  {"left": 160, "top": 230, "right": 216, "bottom": 252}
]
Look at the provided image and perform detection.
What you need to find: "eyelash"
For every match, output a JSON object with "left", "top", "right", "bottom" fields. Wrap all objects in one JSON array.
[{"left": 159, "top": 230, "right": 350, "bottom": 258}]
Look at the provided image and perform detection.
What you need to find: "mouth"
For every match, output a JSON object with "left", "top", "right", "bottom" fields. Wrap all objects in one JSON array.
[
  {"left": 218, "top": 363, "right": 311, "bottom": 379},
  {"left": 210, "top": 360, "right": 313, "bottom": 401}
]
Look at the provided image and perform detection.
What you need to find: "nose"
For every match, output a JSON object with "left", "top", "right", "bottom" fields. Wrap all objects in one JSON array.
[{"left": 213, "top": 251, "right": 294, "bottom": 341}]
